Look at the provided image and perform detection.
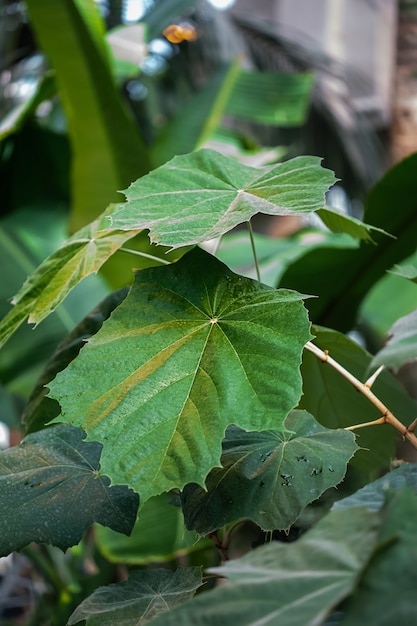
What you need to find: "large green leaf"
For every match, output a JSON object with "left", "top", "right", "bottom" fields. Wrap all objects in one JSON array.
[
  {"left": 48, "top": 247, "right": 312, "bottom": 503},
  {"left": 96, "top": 492, "right": 207, "bottom": 565},
  {"left": 22, "top": 288, "right": 129, "bottom": 434},
  {"left": 370, "top": 308, "right": 417, "bottom": 373},
  {"left": 300, "top": 326, "right": 417, "bottom": 477},
  {"left": 279, "top": 152, "right": 417, "bottom": 331},
  {"left": 149, "top": 507, "right": 380, "bottom": 626},
  {"left": 181, "top": 410, "right": 357, "bottom": 533},
  {"left": 340, "top": 489, "right": 417, "bottom": 626},
  {"left": 0, "top": 424, "right": 139, "bottom": 556},
  {"left": 333, "top": 463, "right": 417, "bottom": 512},
  {"left": 0, "top": 208, "right": 140, "bottom": 350},
  {"left": 108, "top": 149, "right": 337, "bottom": 249},
  {"left": 67, "top": 567, "right": 203, "bottom": 626},
  {"left": 25, "top": 0, "right": 150, "bottom": 230}
]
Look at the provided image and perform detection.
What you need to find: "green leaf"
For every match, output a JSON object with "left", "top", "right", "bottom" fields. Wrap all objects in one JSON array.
[
  {"left": 0, "top": 208, "right": 140, "bottom": 350},
  {"left": 149, "top": 508, "right": 380, "bottom": 626},
  {"left": 340, "top": 488, "right": 417, "bottom": 626},
  {"left": 109, "top": 149, "right": 337, "bottom": 249},
  {"left": 25, "top": 0, "right": 150, "bottom": 230},
  {"left": 96, "top": 492, "right": 207, "bottom": 565},
  {"left": 334, "top": 463, "right": 417, "bottom": 512},
  {"left": 360, "top": 265, "right": 417, "bottom": 339},
  {"left": 279, "top": 152, "right": 417, "bottom": 331},
  {"left": 300, "top": 326, "right": 417, "bottom": 477},
  {"left": 370, "top": 308, "right": 417, "bottom": 372},
  {"left": 317, "top": 207, "right": 390, "bottom": 243},
  {"left": 22, "top": 288, "right": 129, "bottom": 434},
  {"left": 390, "top": 262, "right": 417, "bottom": 282},
  {"left": 0, "top": 207, "right": 108, "bottom": 400},
  {"left": 225, "top": 70, "right": 314, "bottom": 126},
  {"left": 181, "top": 410, "right": 357, "bottom": 533},
  {"left": 67, "top": 567, "right": 203, "bottom": 626},
  {"left": 48, "top": 247, "right": 312, "bottom": 503},
  {"left": 0, "top": 424, "right": 139, "bottom": 556}
]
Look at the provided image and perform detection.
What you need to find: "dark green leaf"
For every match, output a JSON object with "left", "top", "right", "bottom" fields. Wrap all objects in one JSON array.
[
  {"left": 341, "top": 488, "right": 417, "bottom": 626},
  {"left": 67, "top": 567, "right": 203, "bottom": 626},
  {"left": 149, "top": 508, "right": 380, "bottom": 626},
  {"left": 48, "top": 247, "right": 312, "bottom": 503},
  {"left": 182, "top": 410, "right": 357, "bottom": 532},
  {"left": 279, "top": 152, "right": 417, "bottom": 331},
  {"left": 300, "top": 327, "right": 417, "bottom": 477},
  {"left": 109, "top": 149, "right": 337, "bottom": 249},
  {"left": 0, "top": 424, "right": 139, "bottom": 556},
  {"left": 216, "top": 229, "right": 357, "bottom": 287}
]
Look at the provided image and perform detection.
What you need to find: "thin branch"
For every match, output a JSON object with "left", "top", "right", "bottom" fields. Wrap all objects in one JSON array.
[
  {"left": 305, "top": 340, "right": 417, "bottom": 450},
  {"left": 247, "top": 221, "right": 261, "bottom": 282},
  {"left": 118, "top": 247, "right": 171, "bottom": 265}
]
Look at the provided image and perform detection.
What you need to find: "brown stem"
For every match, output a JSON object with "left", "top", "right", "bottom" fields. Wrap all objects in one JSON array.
[{"left": 305, "top": 341, "right": 417, "bottom": 450}]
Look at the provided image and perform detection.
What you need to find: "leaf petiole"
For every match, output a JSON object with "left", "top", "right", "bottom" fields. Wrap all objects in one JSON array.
[
  {"left": 247, "top": 221, "right": 261, "bottom": 282},
  {"left": 118, "top": 247, "right": 172, "bottom": 265}
]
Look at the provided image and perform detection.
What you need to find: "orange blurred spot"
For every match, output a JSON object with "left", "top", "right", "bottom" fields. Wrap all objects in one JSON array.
[{"left": 163, "top": 23, "right": 198, "bottom": 44}]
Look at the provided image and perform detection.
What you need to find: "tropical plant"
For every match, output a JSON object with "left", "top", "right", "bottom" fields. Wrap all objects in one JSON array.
[{"left": 2, "top": 1, "right": 417, "bottom": 625}]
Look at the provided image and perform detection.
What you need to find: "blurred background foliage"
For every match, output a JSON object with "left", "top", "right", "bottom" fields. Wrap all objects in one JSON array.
[{"left": 1, "top": 1, "right": 417, "bottom": 623}]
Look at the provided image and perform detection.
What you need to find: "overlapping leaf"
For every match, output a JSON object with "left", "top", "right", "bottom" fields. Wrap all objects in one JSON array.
[
  {"left": 334, "top": 463, "right": 417, "bottom": 512},
  {"left": 340, "top": 489, "right": 417, "bottom": 626},
  {"left": 149, "top": 508, "right": 380, "bottom": 626},
  {"left": 0, "top": 424, "right": 139, "bottom": 556},
  {"left": 48, "top": 247, "right": 312, "bottom": 503},
  {"left": 22, "top": 288, "right": 129, "bottom": 434},
  {"left": 67, "top": 567, "right": 203, "bottom": 626},
  {"left": 316, "top": 207, "right": 389, "bottom": 243},
  {"left": 108, "top": 149, "right": 337, "bottom": 248},
  {"left": 181, "top": 410, "right": 357, "bottom": 532},
  {"left": 0, "top": 209, "right": 140, "bottom": 350}
]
